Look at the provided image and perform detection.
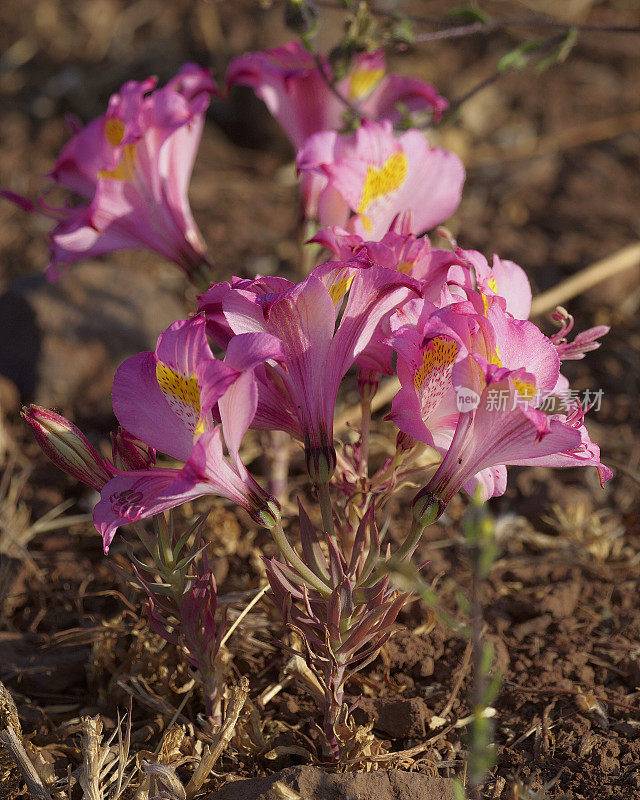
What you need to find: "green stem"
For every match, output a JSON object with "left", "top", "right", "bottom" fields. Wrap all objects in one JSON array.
[
  {"left": 131, "top": 521, "right": 155, "bottom": 557},
  {"left": 156, "top": 514, "right": 174, "bottom": 570},
  {"left": 137, "top": 514, "right": 186, "bottom": 596},
  {"left": 359, "top": 518, "right": 425, "bottom": 590},
  {"left": 469, "top": 543, "right": 485, "bottom": 800},
  {"left": 189, "top": 254, "right": 216, "bottom": 292},
  {"left": 270, "top": 522, "right": 331, "bottom": 598},
  {"left": 358, "top": 395, "right": 371, "bottom": 479},
  {"left": 317, "top": 481, "right": 335, "bottom": 542},
  {"left": 392, "top": 518, "right": 425, "bottom": 564}
]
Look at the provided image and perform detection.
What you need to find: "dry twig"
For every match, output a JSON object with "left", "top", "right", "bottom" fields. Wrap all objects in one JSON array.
[
  {"left": 530, "top": 242, "right": 640, "bottom": 316},
  {"left": 79, "top": 717, "right": 112, "bottom": 800},
  {"left": 437, "top": 639, "right": 474, "bottom": 722},
  {"left": 0, "top": 682, "right": 56, "bottom": 800},
  {"left": 184, "top": 677, "right": 249, "bottom": 799},
  {"left": 271, "top": 782, "right": 303, "bottom": 800},
  {"left": 0, "top": 729, "right": 51, "bottom": 800}
]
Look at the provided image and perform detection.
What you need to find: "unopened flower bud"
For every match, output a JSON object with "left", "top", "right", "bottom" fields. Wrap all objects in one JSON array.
[
  {"left": 111, "top": 427, "right": 156, "bottom": 471},
  {"left": 412, "top": 489, "right": 442, "bottom": 528},
  {"left": 22, "top": 405, "right": 113, "bottom": 491},
  {"left": 284, "top": 0, "right": 320, "bottom": 37},
  {"left": 249, "top": 497, "right": 281, "bottom": 530},
  {"left": 305, "top": 444, "right": 337, "bottom": 485}
]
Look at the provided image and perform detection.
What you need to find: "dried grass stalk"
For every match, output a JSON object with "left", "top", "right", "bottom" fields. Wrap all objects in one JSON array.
[
  {"left": 271, "top": 782, "right": 303, "bottom": 799},
  {"left": 79, "top": 716, "right": 114, "bottom": 800},
  {"left": 0, "top": 681, "right": 21, "bottom": 796},
  {"left": 140, "top": 761, "right": 187, "bottom": 800},
  {"left": 0, "top": 681, "right": 53, "bottom": 800},
  {"left": 0, "top": 729, "right": 52, "bottom": 800},
  {"left": 185, "top": 677, "right": 249, "bottom": 799}
]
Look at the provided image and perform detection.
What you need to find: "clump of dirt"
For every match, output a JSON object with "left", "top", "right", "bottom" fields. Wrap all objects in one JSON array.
[{"left": 354, "top": 697, "right": 434, "bottom": 740}]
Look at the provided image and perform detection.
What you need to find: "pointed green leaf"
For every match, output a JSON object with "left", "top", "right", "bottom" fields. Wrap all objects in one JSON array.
[
  {"left": 446, "top": 7, "right": 491, "bottom": 23},
  {"left": 497, "top": 39, "right": 543, "bottom": 73},
  {"left": 535, "top": 28, "right": 578, "bottom": 73}
]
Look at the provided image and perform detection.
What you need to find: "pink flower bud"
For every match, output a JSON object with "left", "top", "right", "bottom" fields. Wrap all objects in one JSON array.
[
  {"left": 412, "top": 489, "right": 442, "bottom": 528},
  {"left": 22, "top": 405, "right": 113, "bottom": 491},
  {"left": 305, "top": 441, "right": 337, "bottom": 485},
  {"left": 111, "top": 427, "right": 156, "bottom": 471}
]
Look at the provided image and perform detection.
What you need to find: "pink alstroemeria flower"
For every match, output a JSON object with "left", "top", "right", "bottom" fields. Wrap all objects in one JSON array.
[
  {"left": 313, "top": 227, "right": 532, "bottom": 398},
  {"left": 94, "top": 316, "right": 282, "bottom": 551},
  {"left": 198, "top": 274, "right": 295, "bottom": 350},
  {"left": 227, "top": 43, "right": 447, "bottom": 150},
  {"left": 313, "top": 223, "right": 439, "bottom": 392},
  {"left": 200, "top": 258, "right": 418, "bottom": 482},
  {"left": 297, "top": 119, "right": 464, "bottom": 240},
  {"left": 412, "top": 354, "right": 611, "bottom": 523},
  {"left": 228, "top": 44, "right": 448, "bottom": 223},
  {"left": 388, "top": 291, "right": 610, "bottom": 506},
  {"left": 313, "top": 222, "right": 434, "bottom": 285},
  {"left": 433, "top": 246, "right": 532, "bottom": 320},
  {"left": 315, "top": 227, "right": 532, "bottom": 318},
  {"left": 2, "top": 65, "right": 215, "bottom": 283}
]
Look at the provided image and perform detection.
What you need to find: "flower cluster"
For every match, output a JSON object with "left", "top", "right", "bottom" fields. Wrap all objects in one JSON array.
[
  {"left": 228, "top": 43, "right": 462, "bottom": 229},
  {"left": 3, "top": 46, "right": 463, "bottom": 284},
  {"left": 17, "top": 45, "right": 611, "bottom": 757}
]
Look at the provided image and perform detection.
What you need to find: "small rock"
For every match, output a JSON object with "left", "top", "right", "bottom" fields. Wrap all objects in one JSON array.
[
  {"left": 354, "top": 696, "right": 433, "bottom": 739},
  {"left": 539, "top": 579, "right": 582, "bottom": 620},
  {"left": 384, "top": 627, "right": 439, "bottom": 678}
]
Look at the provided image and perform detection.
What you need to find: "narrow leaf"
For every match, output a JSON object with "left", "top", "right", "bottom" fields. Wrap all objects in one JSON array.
[
  {"left": 446, "top": 6, "right": 491, "bottom": 23},
  {"left": 497, "top": 39, "right": 543, "bottom": 73}
]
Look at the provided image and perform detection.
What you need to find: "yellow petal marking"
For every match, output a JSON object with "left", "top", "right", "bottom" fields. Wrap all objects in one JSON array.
[
  {"left": 104, "top": 118, "right": 125, "bottom": 147},
  {"left": 489, "top": 348, "right": 502, "bottom": 367},
  {"left": 326, "top": 271, "right": 355, "bottom": 305},
  {"left": 357, "top": 152, "right": 408, "bottom": 232},
  {"left": 99, "top": 118, "right": 137, "bottom": 181},
  {"left": 488, "top": 346, "right": 537, "bottom": 401},
  {"left": 481, "top": 277, "right": 500, "bottom": 315},
  {"left": 513, "top": 378, "right": 537, "bottom": 402},
  {"left": 156, "top": 362, "right": 204, "bottom": 438},
  {"left": 413, "top": 337, "right": 458, "bottom": 419},
  {"left": 349, "top": 67, "right": 385, "bottom": 100},
  {"left": 98, "top": 144, "right": 137, "bottom": 181}
]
